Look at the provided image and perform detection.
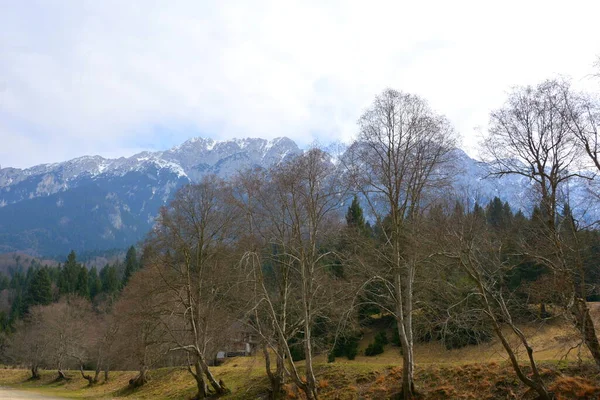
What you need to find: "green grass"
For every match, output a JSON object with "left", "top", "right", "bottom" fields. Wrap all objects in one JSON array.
[
  {"left": 1, "top": 312, "right": 599, "bottom": 399},
  {"left": 2, "top": 358, "right": 599, "bottom": 399}
]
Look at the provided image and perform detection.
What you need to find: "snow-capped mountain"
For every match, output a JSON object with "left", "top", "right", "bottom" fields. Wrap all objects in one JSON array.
[
  {"left": 0, "top": 136, "right": 596, "bottom": 257},
  {"left": 0, "top": 137, "right": 301, "bottom": 256}
]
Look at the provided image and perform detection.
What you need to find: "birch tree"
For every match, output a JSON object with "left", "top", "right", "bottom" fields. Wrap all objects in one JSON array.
[
  {"left": 147, "top": 176, "right": 240, "bottom": 399},
  {"left": 346, "top": 88, "right": 457, "bottom": 399},
  {"left": 9, "top": 306, "right": 50, "bottom": 380},
  {"left": 236, "top": 148, "right": 348, "bottom": 400},
  {"left": 439, "top": 208, "right": 553, "bottom": 400},
  {"left": 482, "top": 79, "right": 600, "bottom": 369},
  {"left": 112, "top": 268, "right": 169, "bottom": 387}
]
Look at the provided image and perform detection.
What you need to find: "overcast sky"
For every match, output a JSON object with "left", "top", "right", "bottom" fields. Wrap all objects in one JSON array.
[{"left": 1, "top": 0, "right": 599, "bottom": 169}]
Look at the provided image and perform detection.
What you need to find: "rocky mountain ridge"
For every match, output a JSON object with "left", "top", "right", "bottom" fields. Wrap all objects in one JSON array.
[{"left": 0, "top": 136, "right": 596, "bottom": 256}]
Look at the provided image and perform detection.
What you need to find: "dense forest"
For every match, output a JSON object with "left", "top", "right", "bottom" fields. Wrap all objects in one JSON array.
[{"left": 4, "top": 78, "right": 600, "bottom": 400}]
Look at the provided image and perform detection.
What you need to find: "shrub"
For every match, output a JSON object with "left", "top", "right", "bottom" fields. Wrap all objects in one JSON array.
[
  {"left": 375, "top": 331, "right": 388, "bottom": 345},
  {"left": 333, "top": 334, "right": 360, "bottom": 360},
  {"left": 365, "top": 330, "right": 388, "bottom": 356},
  {"left": 440, "top": 324, "right": 493, "bottom": 350},
  {"left": 365, "top": 341, "right": 384, "bottom": 356}
]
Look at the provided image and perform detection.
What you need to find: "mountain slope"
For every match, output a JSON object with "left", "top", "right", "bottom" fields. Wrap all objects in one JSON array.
[
  {"left": 0, "top": 137, "right": 301, "bottom": 256},
  {"left": 0, "top": 137, "right": 596, "bottom": 256}
]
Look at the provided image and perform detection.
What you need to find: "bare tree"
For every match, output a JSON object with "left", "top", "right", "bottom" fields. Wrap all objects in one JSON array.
[
  {"left": 439, "top": 209, "right": 553, "bottom": 400},
  {"left": 482, "top": 79, "right": 600, "bottom": 369},
  {"left": 9, "top": 307, "right": 51, "bottom": 380},
  {"left": 146, "top": 175, "right": 240, "bottom": 399},
  {"left": 81, "top": 311, "right": 119, "bottom": 385},
  {"left": 564, "top": 92, "right": 600, "bottom": 173},
  {"left": 112, "top": 268, "right": 169, "bottom": 387},
  {"left": 42, "top": 297, "right": 93, "bottom": 381},
  {"left": 236, "top": 148, "right": 349, "bottom": 400},
  {"left": 346, "top": 88, "right": 457, "bottom": 399}
]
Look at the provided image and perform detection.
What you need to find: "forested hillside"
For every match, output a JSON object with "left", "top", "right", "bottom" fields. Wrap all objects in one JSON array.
[{"left": 3, "top": 80, "right": 600, "bottom": 400}]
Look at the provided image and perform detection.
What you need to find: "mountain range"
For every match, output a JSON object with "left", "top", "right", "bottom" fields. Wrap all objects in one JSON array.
[{"left": 0, "top": 137, "right": 596, "bottom": 257}]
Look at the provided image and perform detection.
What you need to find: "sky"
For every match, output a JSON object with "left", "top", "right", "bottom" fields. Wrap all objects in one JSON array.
[{"left": 1, "top": 0, "right": 600, "bottom": 169}]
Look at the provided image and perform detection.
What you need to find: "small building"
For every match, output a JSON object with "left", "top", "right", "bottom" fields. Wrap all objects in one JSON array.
[{"left": 215, "top": 321, "right": 258, "bottom": 364}]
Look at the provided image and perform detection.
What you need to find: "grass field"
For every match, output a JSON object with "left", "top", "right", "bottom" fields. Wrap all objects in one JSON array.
[{"left": 2, "top": 310, "right": 600, "bottom": 399}]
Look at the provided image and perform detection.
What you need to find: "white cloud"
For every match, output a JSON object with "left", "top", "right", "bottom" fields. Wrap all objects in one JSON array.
[{"left": 1, "top": 0, "right": 599, "bottom": 168}]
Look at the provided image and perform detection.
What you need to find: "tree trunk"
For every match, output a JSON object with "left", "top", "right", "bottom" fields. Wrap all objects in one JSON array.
[
  {"left": 130, "top": 365, "right": 148, "bottom": 387},
  {"left": 198, "top": 355, "right": 228, "bottom": 395},
  {"left": 192, "top": 360, "right": 209, "bottom": 399},
  {"left": 56, "top": 369, "right": 70, "bottom": 381},
  {"left": 93, "top": 365, "right": 101, "bottom": 384},
  {"left": 30, "top": 365, "right": 40, "bottom": 380},
  {"left": 263, "top": 343, "right": 284, "bottom": 399},
  {"left": 104, "top": 365, "right": 110, "bottom": 382},
  {"left": 397, "top": 319, "right": 415, "bottom": 399},
  {"left": 395, "top": 270, "right": 415, "bottom": 400},
  {"left": 79, "top": 364, "right": 95, "bottom": 386},
  {"left": 471, "top": 270, "right": 552, "bottom": 400},
  {"left": 575, "top": 299, "right": 600, "bottom": 369},
  {"left": 302, "top": 308, "right": 318, "bottom": 400}
]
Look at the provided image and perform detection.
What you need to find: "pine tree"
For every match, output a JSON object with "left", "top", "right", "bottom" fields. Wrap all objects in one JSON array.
[
  {"left": 88, "top": 267, "right": 102, "bottom": 299},
  {"left": 0, "top": 274, "right": 9, "bottom": 291},
  {"left": 27, "top": 268, "right": 52, "bottom": 306},
  {"left": 9, "top": 292, "right": 26, "bottom": 323},
  {"left": 472, "top": 201, "right": 485, "bottom": 220},
  {"left": 122, "top": 246, "right": 139, "bottom": 288},
  {"left": 485, "top": 197, "right": 504, "bottom": 229},
  {"left": 100, "top": 264, "right": 120, "bottom": 294},
  {"left": 76, "top": 266, "right": 90, "bottom": 299},
  {"left": 346, "top": 195, "right": 369, "bottom": 235},
  {"left": 502, "top": 201, "right": 513, "bottom": 227},
  {"left": 453, "top": 200, "right": 465, "bottom": 218},
  {"left": 560, "top": 203, "right": 576, "bottom": 234},
  {"left": 58, "top": 250, "right": 80, "bottom": 295}
]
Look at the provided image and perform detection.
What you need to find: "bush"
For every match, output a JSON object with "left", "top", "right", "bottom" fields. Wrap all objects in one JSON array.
[
  {"left": 365, "top": 341, "right": 384, "bottom": 356},
  {"left": 365, "top": 330, "right": 388, "bottom": 356},
  {"left": 333, "top": 334, "right": 360, "bottom": 360},
  {"left": 441, "top": 325, "right": 493, "bottom": 350},
  {"left": 375, "top": 331, "right": 388, "bottom": 345},
  {"left": 346, "top": 340, "right": 359, "bottom": 360}
]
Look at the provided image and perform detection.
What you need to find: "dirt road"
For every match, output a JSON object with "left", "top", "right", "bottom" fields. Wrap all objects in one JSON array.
[{"left": 0, "top": 387, "right": 66, "bottom": 399}]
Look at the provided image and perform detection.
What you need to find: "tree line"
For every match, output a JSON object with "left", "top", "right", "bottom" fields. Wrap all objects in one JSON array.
[
  {"left": 0, "top": 246, "right": 139, "bottom": 332},
  {"left": 4, "top": 77, "right": 600, "bottom": 400}
]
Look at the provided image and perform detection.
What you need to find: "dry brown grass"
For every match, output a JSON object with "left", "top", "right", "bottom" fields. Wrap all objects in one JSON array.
[
  {"left": 551, "top": 376, "right": 600, "bottom": 399},
  {"left": 1, "top": 314, "right": 600, "bottom": 399},
  {"left": 1, "top": 360, "right": 599, "bottom": 399}
]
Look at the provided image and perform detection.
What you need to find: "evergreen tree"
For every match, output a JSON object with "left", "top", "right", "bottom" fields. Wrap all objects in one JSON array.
[
  {"left": 502, "top": 201, "right": 513, "bottom": 227},
  {"left": 485, "top": 197, "right": 505, "bottom": 229},
  {"left": 453, "top": 200, "right": 465, "bottom": 218},
  {"left": 0, "top": 274, "right": 8, "bottom": 291},
  {"left": 9, "top": 270, "right": 24, "bottom": 291},
  {"left": 100, "top": 264, "right": 120, "bottom": 295},
  {"left": 58, "top": 250, "right": 80, "bottom": 295},
  {"left": 88, "top": 267, "right": 102, "bottom": 299},
  {"left": 472, "top": 201, "right": 485, "bottom": 220},
  {"left": 346, "top": 196, "right": 366, "bottom": 230},
  {"left": 560, "top": 203, "right": 577, "bottom": 234},
  {"left": 513, "top": 210, "right": 528, "bottom": 233},
  {"left": 8, "top": 270, "right": 28, "bottom": 324},
  {"left": 76, "top": 266, "right": 90, "bottom": 299},
  {"left": 27, "top": 268, "right": 52, "bottom": 306},
  {"left": 9, "top": 292, "right": 26, "bottom": 323},
  {"left": 122, "top": 246, "right": 139, "bottom": 287}
]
